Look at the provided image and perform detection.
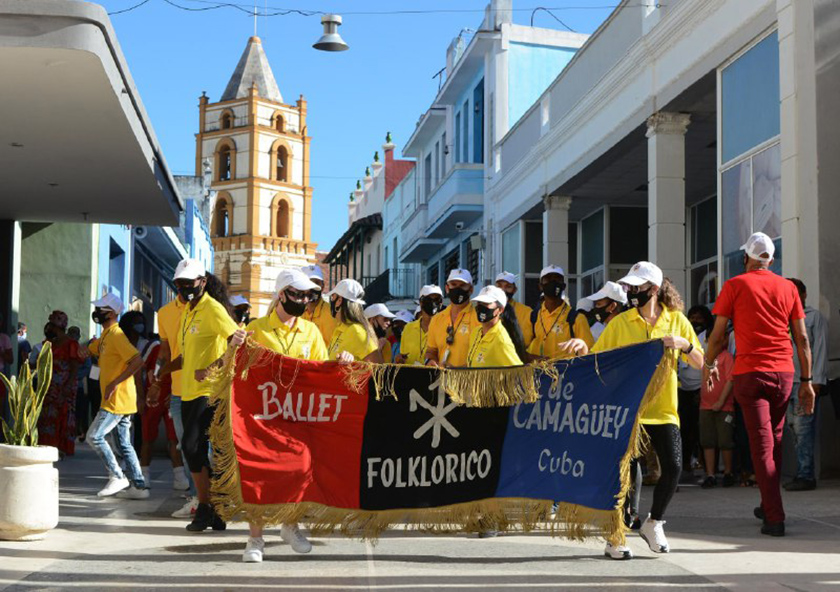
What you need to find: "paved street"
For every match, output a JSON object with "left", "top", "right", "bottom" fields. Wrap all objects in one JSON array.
[{"left": 1, "top": 447, "right": 838, "bottom": 592}]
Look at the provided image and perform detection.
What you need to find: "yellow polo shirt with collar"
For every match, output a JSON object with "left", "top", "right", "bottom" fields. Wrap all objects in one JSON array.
[
  {"left": 466, "top": 322, "right": 522, "bottom": 368},
  {"left": 89, "top": 324, "right": 140, "bottom": 415},
  {"left": 157, "top": 297, "right": 186, "bottom": 396},
  {"left": 527, "top": 302, "right": 594, "bottom": 360},
  {"left": 247, "top": 313, "right": 328, "bottom": 361},
  {"left": 328, "top": 322, "right": 378, "bottom": 361},
  {"left": 511, "top": 299, "right": 535, "bottom": 347},
  {"left": 592, "top": 306, "right": 703, "bottom": 426},
  {"left": 399, "top": 320, "right": 429, "bottom": 365},
  {"left": 427, "top": 305, "right": 478, "bottom": 367},
  {"left": 179, "top": 293, "right": 239, "bottom": 401},
  {"left": 302, "top": 298, "right": 336, "bottom": 345}
]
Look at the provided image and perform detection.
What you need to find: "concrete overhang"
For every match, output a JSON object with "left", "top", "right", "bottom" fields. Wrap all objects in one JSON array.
[
  {"left": 402, "top": 107, "right": 447, "bottom": 158},
  {"left": 437, "top": 32, "right": 498, "bottom": 104},
  {"left": 0, "top": 0, "right": 182, "bottom": 226},
  {"left": 400, "top": 237, "right": 447, "bottom": 264}
]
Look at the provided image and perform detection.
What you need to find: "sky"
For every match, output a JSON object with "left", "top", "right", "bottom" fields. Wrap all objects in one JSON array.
[{"left": 99, "top": 0, "right": 617, "bottom": 249}]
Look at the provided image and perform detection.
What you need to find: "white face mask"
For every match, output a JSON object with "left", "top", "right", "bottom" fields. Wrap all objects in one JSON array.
[{"left": 18, "top": 332, "right": 27, "bottom": 342}]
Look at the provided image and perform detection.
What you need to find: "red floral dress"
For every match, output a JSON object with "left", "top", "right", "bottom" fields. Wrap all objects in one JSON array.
[{"left": 37, "top": 339, "right": 82, "bottom": 455}]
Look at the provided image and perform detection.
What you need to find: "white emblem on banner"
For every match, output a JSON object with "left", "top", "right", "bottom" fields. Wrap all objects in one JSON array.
[{"left": 409, "top": 376, "right": 459, "bottom": 448}]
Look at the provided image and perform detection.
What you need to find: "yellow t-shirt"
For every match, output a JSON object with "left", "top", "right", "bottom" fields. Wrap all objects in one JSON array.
[
  {"left": 592, "top": 307, "right": 703, "bottom": 426},
  {"left": 157, "top": 297, "right": 186, "bottom": 396},
  {"left": 247, "top": 312, "right": 328, "bottom": 361},
  {"left": 179, "top": 293, "right": 239, "bottom": 401},
  {"left": 511, "top": 300, "right": 535, "bottom": 347},
  {"left": 89, "top": 325, "right": 140, "bottom": 415},
  {"left": 327, "top": 322, "right": 378, "bottom": 361},
  {"left": 527, "top": 303, "right": 594, "bottom": 360},
  {"left": 399, "top": 319, "right": 429, "bottom": 365},
  {"left": 466, "top": 322, "right": 522, "bottom": 367},
  {"left": 302, "top": 298, "right": 336, "bottom": 345},
  {"left": 427, "top": 305, "right": 479, "bottom": 367}
]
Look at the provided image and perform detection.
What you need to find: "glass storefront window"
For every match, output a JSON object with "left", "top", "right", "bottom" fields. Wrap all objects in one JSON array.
[
  {"left": 691, "top": 197, "right": 717, "bottom": 264},
  {"left": 501, "top": 223, "right": 521, "bottom": 278},
  {"left": 752, "top": 143, "right": 781, "bottom": 239},
  {"left": 609, "top": 207, "right": 647, "bottom": 265},
  {"left": 524, "top": 221, "right": 543, "bottom": 274},
  {"left": 690, "top": 261, "right": 719, "bottom": 308},
  {"left": 581, "top": 210, "right": 604, "bottom": 272},
  {"left": 721, "top": 32, "right": 780, "bottom": 164}
]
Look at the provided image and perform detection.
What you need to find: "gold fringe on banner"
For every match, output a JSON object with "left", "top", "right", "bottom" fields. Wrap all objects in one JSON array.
[{"left": 207, "top": 340, "right": 675, "bottom": 544}]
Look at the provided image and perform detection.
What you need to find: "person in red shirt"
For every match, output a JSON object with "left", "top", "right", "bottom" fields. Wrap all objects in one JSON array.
[
  {"left": 703, "top": 232, "right": 815, "bottom": 537},
  {"left": 699, "top": 345, "right": 735, "bottom": 488}
]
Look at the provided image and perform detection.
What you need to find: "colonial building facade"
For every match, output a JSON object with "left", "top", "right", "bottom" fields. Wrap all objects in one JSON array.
[{"left": 197, "top": 36, "right": 317, "bottom": 315}]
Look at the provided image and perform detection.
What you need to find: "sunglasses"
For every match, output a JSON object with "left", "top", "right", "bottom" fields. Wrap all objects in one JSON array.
[
  {"left": 286, "top": 289, "right": 311, "bottom": 302},
  {"left": 446, "top": 325, "right": 455, "bottom": 345}
]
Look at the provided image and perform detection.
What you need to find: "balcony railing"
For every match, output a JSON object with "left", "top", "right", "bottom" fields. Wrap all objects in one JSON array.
[{"left": 361, "top": 268, "right": 419, "bottom": 305}]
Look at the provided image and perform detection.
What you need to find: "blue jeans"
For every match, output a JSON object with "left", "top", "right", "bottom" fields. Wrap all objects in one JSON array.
[
  {"left": 87, "top": 410, "right": 146, "bottom": 488},
  {"left": 786, "top": 383, "right": 817, "bottom": 481},
  {"left": 169, "top": 396, "right": 195, "bottom": 494}
]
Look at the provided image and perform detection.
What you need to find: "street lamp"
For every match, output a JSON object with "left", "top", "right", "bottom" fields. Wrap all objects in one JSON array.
[{"left": 313, "top": 14, "right": 349, "bottom": 52}]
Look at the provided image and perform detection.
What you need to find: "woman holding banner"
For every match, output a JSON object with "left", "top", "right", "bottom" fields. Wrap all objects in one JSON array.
[
  {"left": 564, "top": 262, "right": 703, "bottom": 555},
  {"left": 325, "top": 279, "right": 383, "bottom": 364},
  {"left": 229, "top": 269, "right": 328, "bottom": 563}
]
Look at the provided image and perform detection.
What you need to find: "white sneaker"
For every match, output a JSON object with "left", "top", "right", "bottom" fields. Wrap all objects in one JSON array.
[
  {"left": 280, "top": 524, "right": 312, "bottom": 554},
  {"left": 639, "top": 515, "right": 670, "bottom": 553},
  {"left": 242, "top": 537, "right": 265, "bottom": 563},
  {"left": 172, "top": 496, "right": 198, "bottom": 519},
  {"left": 97, "top": 476, "right": 130, "bottom": 497},
  {"left": 604, "top": 541, "right": 634, "bottom": 560},
  {"left": 116, "top": 485, "right": 151, "bottom": 500},
  {"left": 172, "top": 470, "right": 190, "bottom": 491}
]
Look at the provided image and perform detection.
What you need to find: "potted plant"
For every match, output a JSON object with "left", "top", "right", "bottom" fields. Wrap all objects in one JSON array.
[{"left": 0, "top": 344, "right": 57, "bottom": 541}]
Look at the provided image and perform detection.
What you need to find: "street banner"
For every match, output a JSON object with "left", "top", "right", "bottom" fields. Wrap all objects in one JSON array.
[{"left": 209, "top": 340, "right": 670, "bottom": 543}]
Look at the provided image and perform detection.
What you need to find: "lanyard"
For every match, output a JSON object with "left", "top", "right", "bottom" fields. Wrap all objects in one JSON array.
[
  {"left": 467, "top": 329, "right": 488, "bottom": 366},
  {"left": 97, "top": 326, "right": 112, "bottom": 358},
  {"left": 539, "top": 303, "right": 568, "bottom": 356},
  {"left": 273, "top": 322, "right": 299, "bottom": 355},
  {"left": 181, "top": 305, "right": 201, "bottom": 354}
]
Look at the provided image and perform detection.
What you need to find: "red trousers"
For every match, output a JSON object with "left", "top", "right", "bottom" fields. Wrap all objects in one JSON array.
[{"left": 733, "top": 372, "right": 793, "bottom": 524}]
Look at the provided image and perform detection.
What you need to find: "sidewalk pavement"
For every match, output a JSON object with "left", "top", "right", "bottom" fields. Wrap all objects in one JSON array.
[{"left": 1, "top": 446, "right": 838, "bottom": 592}]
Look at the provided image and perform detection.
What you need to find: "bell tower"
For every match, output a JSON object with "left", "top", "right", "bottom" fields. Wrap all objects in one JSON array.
[{"left": 196, "top": 36, "right": 316, "bottom": 315}]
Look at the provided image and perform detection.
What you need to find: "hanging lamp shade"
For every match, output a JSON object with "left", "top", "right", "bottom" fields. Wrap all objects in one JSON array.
[{"left": 313, "top": 14, "right": 349, "bottom": 52}]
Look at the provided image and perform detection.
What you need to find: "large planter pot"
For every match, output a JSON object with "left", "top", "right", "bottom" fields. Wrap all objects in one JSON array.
[{"left": 0, "top": 443, "right": 59, "bottom": 541}]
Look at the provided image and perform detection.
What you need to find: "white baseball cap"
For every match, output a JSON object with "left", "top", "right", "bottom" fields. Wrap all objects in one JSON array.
[
  {"left": 326, "top": 279, "right": 366, "bottom": 304},
  {"left": 364, "top": 303, "right": 396, "bottom": 319},
  {"left": 741, "top": 232, "right": 776, "bottom": 261},
  {"left": 276, "top": 269, "right": 319, "bottom": 293},
  {"left": 92, "top": 293, "right": 123, "bottom": 315},
  {"left": 540, "top": 265, "right": 566, "bottom": 279},
  {"left": 495, "top": 271, "right": 517, "bottom": 285},
  {"left": 419, "top": 284, "right": 444, "bottom": 298},
  {"left": 394, "top": 310, "right": 415, "bottom": 324},
  {"left": 173, "top": 258, "right": 206, "bottom": 281},
  {"left": 618, "top": 261, "right": 664, "bottom": 287},
  {"left": 577, "top": 281, "right": 628, "bottom": 311},
  {"left": 446, "top": 268, "right": 473, "bottom": 285},
  {"left": 471, "top": 285, "right": 507, "bottom": 309},
  {"left": 301, "top": 264, "right": 325, "bottom": 281},
  {"left": 229, "top": 295, "right": 250, "bottom": 308}
]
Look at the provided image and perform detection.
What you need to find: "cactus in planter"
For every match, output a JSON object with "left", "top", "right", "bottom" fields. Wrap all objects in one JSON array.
[{"left": 1, "top": 343, "right": 53, "bottom": 446}]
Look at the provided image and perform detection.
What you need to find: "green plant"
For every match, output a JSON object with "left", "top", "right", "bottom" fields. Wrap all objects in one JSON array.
[{"left": 1, "top": 343, "right": 53, "bottom": 446}]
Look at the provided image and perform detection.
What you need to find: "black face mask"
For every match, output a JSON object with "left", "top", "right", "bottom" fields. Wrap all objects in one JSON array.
[
  {"left": 373, "top": 325, "right": 388, "bottom": 339},
  {"left": 692, "top": 323, "right": 706, "bottom": 336},
  {"left": 475, "top": 304, "right": 497, "bottom": 323},
  {"left": 503, "top": 291, "right": 516, "bottom": 301},
  {"left": 589, "top": 305, "right": 613, "bottom": 324},
  {"left": 448, "top": 288, "right": 470, "bottom": 305},
  {"left": 329, "top": 298, "right": 340, "bottom": 319},
  {"left": 234, "top": 309, "right": 250, "bottom": 324},
  {"left": 420, "top": 299, "right": 440, "bottom": 316},
  {"left": 629, "top": 288, "right": 654, "bottom": 309},
  {"left": 543, "top": 281, "right": 566, "bottom": 298},
  {"left": 178, "top": 284, "right": 202, "bottom": 302},
  {"left": 281, "top": 296, "right": 307, "bottom": 318},
  {"left": 91, "top": 310, "right": 109, "bottom": 325},
  {"left": 44, "top": 328, "right": 57, "bottom": 341}
]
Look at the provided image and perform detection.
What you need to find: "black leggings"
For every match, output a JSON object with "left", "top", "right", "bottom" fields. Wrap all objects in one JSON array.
[
  {"left": 677, "top": 388, "right": 700, "bottom": 468},
  {"left": 181, "top": 397, "right": 215, "bottom": 473},
  {"left": 643, "top": 423, "right": 682, "bottom": 520}
]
